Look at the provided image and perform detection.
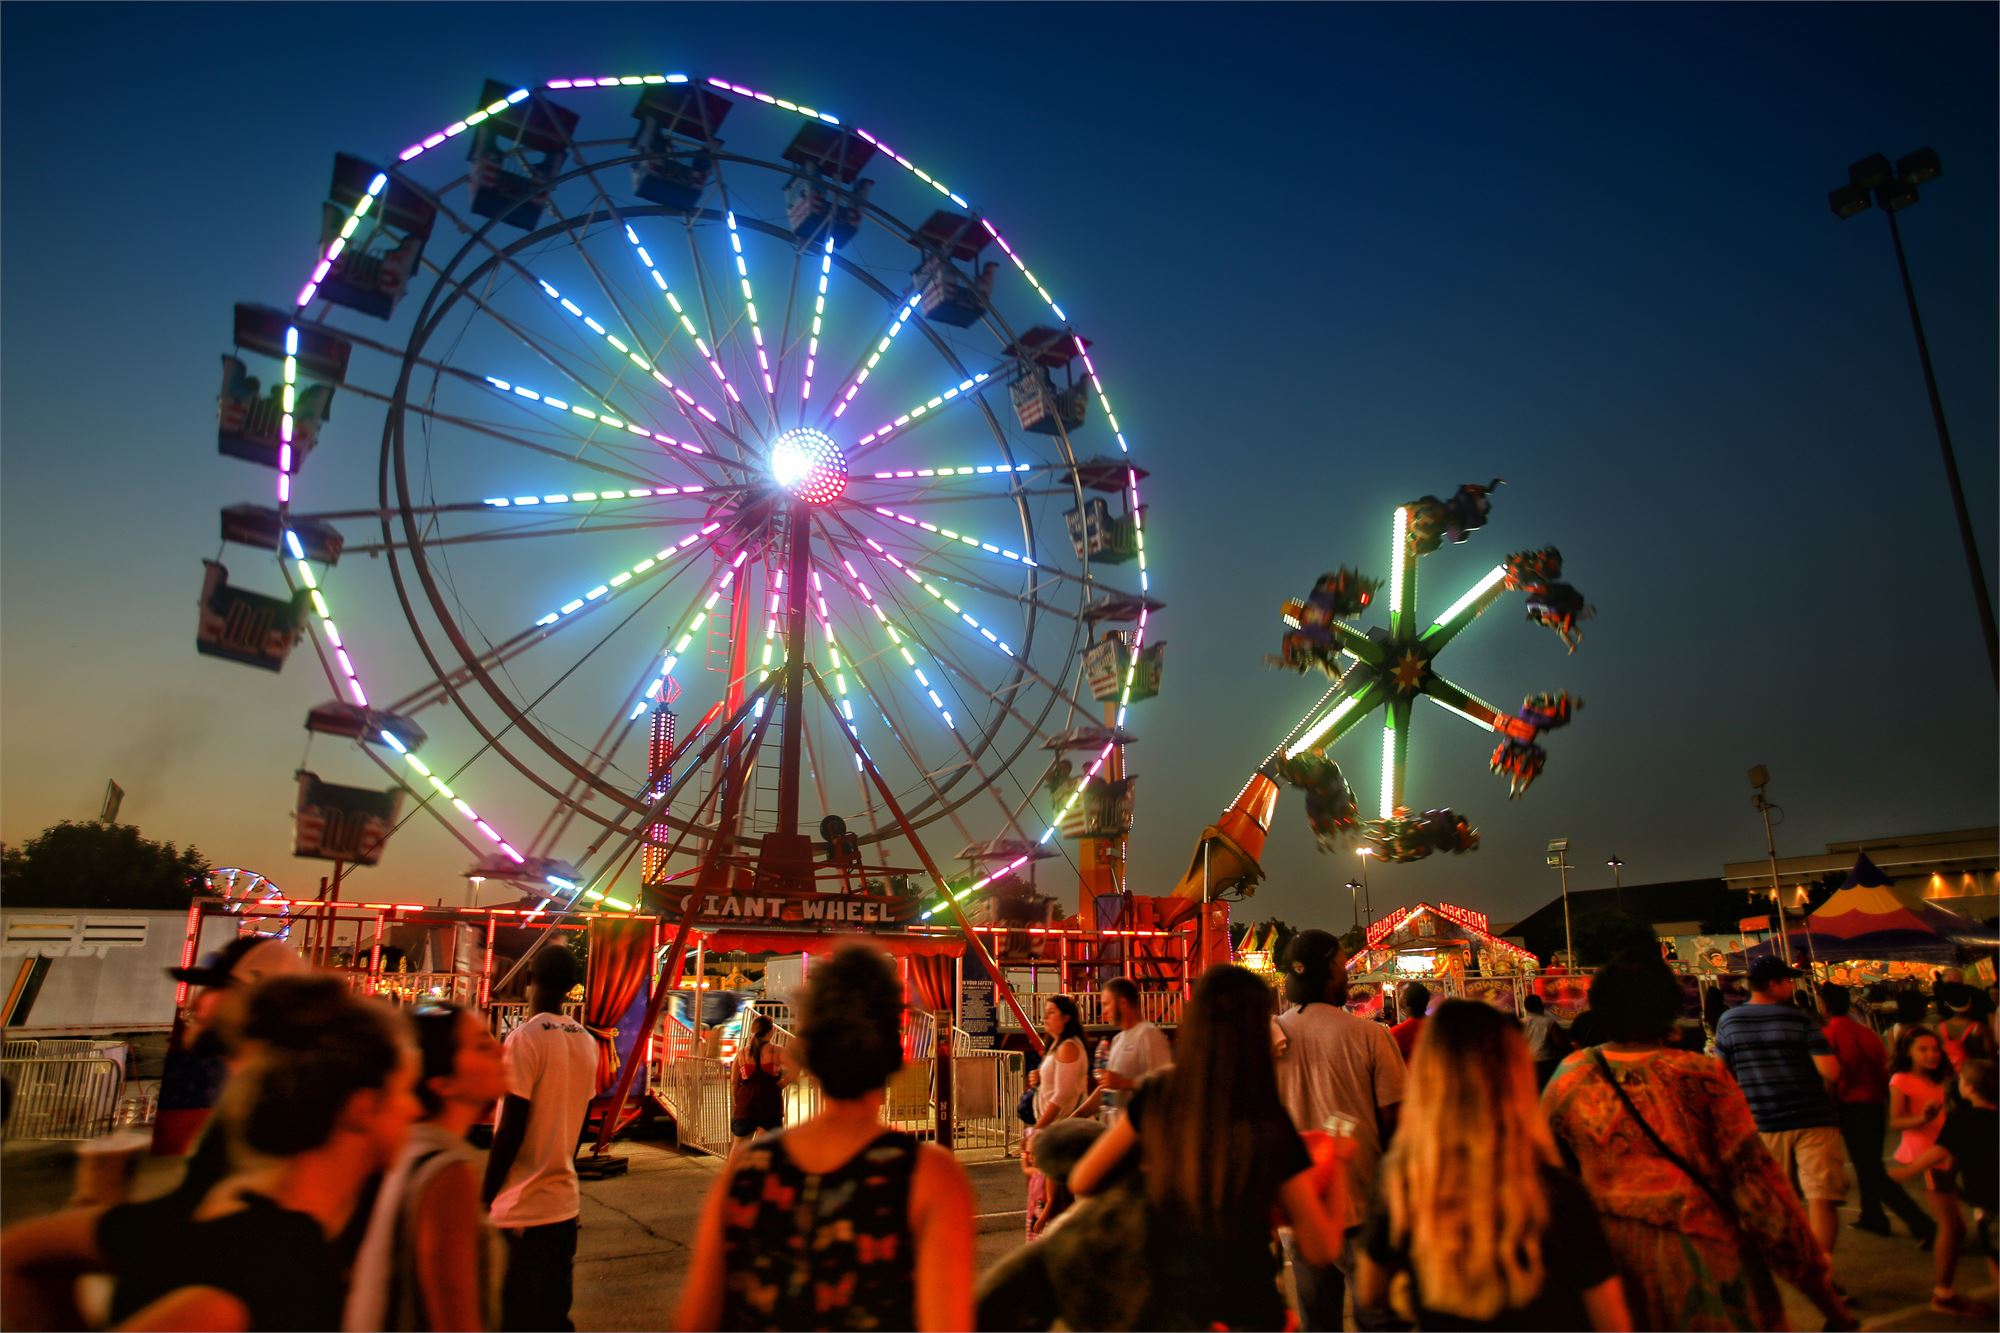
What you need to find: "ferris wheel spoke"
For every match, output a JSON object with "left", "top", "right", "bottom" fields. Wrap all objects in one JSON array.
[
  {"left": 824, "top": 292, "right": 919, "bottom": 426},
  {"left": 832, "top": 648, "right": 981, "bottom": 851},
  {"left": 340, "top": 377, "right": 688, "bottom": 491},
  {"left": 794, "top": 236, "right": 836, "bottom": 416},
  {"left": 344, "top": 506, "right": 721, "bottom": 558},
  {"left": 719, "top": 207, "right": 780, "bottom": 423},
  {"left": 1416, "top": 563, "right": 1509, "bottom": 655},
  {"left": 857, "top": 502, "right": 1040, "bottom": 572},
  {"left": 617, "top": 218, "right": 752, "bottom": 425},
  {"left": 845, "top": 371, "right": 1001, "bottom": 465},
  {"left": 767, "top": 241, "right": 807, "bottom": 419},
  {"left": 838, "top": 527, "right": 1103, "bottom": 725},
  {"left": 525, "top": 568, "right": 748, "bottom": 858},
  {"left": 854, "top": 460, "right": 1037, "bottom": 483},
  {"left": 524, "top": 272, "right": 743, "bottom": 449},
  {"left": 407, "top": 224, "right": 743, "bottom": 462},
  {"left": 831, "top": 524, "right": 1091, "bottom": 630}
]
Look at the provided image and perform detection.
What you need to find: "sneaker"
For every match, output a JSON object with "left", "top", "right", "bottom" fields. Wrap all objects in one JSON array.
[{"left": 1929, "top": 1291, "right": 1996, "bottom": 1317}]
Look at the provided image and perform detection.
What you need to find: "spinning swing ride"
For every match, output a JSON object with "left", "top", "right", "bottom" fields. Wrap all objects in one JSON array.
[{"left": 200, "top": 70, "right": 1160, "bottom": 925}]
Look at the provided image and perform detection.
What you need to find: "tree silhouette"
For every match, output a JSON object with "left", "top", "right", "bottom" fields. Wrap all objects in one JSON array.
[{"left": 0, "top": 821, "right": 210, "bottom": 910}]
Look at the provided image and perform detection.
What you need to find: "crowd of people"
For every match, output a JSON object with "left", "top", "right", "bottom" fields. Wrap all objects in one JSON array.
[{"left": 0, "top": 928, "right": 1994, "bottom": 1332}]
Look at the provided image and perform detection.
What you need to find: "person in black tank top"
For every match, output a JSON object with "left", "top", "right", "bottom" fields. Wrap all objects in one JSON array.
[
  {"left": 730, "top": 1014, "right": 789, "bottom": 1158},
  {"left": 677, "top": 943, "right": 975, "bottom": 1332}
]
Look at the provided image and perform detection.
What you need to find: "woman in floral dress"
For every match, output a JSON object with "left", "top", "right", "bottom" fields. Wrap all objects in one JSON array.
[{"left": 1543, "top": 951, "right": 1853, "bottom": 1332}]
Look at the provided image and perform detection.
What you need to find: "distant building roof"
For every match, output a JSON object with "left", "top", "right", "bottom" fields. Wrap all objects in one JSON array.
[{"left": 1502, "top": 878, "right": 1742, "bottom": 957}]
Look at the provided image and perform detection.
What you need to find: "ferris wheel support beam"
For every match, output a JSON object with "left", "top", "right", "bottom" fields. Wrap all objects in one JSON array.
[{"left": 802, "top": 664, "right": 1046, "bottom": 1057}]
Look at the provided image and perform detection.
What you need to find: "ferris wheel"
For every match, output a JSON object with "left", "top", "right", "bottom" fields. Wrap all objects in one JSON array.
[{"left": 203, "top": 71, "right": 1160, "bottom": 910}]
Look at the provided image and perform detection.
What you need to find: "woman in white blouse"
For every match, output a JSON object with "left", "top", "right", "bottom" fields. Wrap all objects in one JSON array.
[{"left": 1025, "top": 995, "right": 1091, "bottom": 1236}]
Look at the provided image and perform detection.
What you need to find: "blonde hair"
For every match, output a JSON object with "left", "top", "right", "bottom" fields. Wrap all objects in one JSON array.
[{"left": 1381, "top": 1000, "right": 1559, "bottom": 1320}]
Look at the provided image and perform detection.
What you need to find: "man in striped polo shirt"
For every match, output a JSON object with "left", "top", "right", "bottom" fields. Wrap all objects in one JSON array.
[{"left": 1714, "top": 957, "right": 1846, "bottom": 1258}]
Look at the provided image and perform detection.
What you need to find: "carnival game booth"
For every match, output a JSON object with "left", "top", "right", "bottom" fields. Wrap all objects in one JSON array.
[
  {"left": 1736, "top": 854, "right": 2000, "bottom": 989},
  {"left": 1348, "top": 902, "right": 1541, "bottom": 1019},
  {"left": 650, "top": 904, "right": 1035, "bottom": 1160}
]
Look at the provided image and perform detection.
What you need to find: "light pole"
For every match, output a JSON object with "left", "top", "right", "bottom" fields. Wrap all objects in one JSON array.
[
  {"left": 1829, "top": 149, "right": 1997, "bottom": 683},
  {"left": 1345, "top": 878, "right": 1363, "bottom": 933},
  {"left": 1605, "top": 856, "right": 1624, "bottom": 913},
  {"left": 1354, "top": 847, "right": 1374, "bottom": 932},
  {"left": 1748, "top": 765, "right": 1792, "bottom": 964},
  {"left": 1546, "top": 838, "right": 1573, "bottom": 969}
]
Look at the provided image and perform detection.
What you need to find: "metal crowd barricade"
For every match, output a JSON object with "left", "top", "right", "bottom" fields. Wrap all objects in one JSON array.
[{"left": 1, "top": 1055, "right": 125, "bottom": 1140}]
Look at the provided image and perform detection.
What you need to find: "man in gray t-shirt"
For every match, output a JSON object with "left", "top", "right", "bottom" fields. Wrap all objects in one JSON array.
[
  {"left": 1274, "top": 930, "right": 1405, "bottom": 1332},
  {"left": 1078, "top": 976, "right": 1172, "bottom": 1123}
]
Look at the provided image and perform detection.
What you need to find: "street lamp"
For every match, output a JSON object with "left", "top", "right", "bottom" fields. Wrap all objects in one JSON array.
[
  {"left": 1344, "top": 878, "right": 1364, "bottom": 932},
  {"left": 1748, "top": 765, "right": 1792, "bottom": 963},
  {"left": 1354, "top": 847, "right": 1374, "bottom": 932},
  {"left": 1605, "top": 855, "right": 1624, "bottom": 912},
  {"left": 1546, "top": 838, "right": 1573, "bottom": 969},
  {"left": 1829, "top": 148, "right": 1998, "bottom": 682}
]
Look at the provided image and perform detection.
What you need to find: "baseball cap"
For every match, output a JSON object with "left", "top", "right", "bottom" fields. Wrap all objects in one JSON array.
[
  {"left": 1748, "top": 957, "right": 1804, "bottom": 988},
  {"left": 168, "top": 934, "right": 291, "bottom": 987}
]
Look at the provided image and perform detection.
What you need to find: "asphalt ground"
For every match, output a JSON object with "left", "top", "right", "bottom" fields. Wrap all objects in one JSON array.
[{"left": 4, "top": 1138, "right": 1992, "bottom": 1330}]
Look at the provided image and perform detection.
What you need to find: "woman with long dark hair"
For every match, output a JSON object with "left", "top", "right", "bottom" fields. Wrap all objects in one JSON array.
[
  {"left": 1025, "top": 994, "right": 1090, "bottom": 1237},
  {"left": 1356, "top": 1000, "right": 1630, "bottom": 1330},
  {"left": 1069, "top": 965, "right": 1348, "bottom": 1331},
  {"left": 676, "top": 942, "right": 974, "bottom": 1331},
  {"left": 345, "top": 1002, "right": 509, "bottom": 1331},
  {"left": 1890, "top": 1027, "right": 1974, "bottom": 1314}
]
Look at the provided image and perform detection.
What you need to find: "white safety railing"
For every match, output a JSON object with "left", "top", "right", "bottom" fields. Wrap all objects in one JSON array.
[
  {"left": 999, "top": 988, "right": 1184, "bottom": 1031},
  {"left": 651, "top": 1010, "right": 1024, "bottom": 1160},
  {"left": 2, "top": 1056, "right": 126, "bottom": 1140}
]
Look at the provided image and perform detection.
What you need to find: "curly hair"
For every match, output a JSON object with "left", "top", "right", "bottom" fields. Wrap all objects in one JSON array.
[
  {"left": 797, "top": 943, "right": 904, "bottom": 1099},
  {"left": 221, "top": 975, "right": 410, "bottom": 1157},
  {"left": 1587, "top": 948, "right": 1683, "bottom": 1044}
]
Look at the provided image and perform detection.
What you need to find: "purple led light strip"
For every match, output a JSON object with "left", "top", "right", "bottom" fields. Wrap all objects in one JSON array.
[{"left": 283, "top": 68, "right": 1155, "bottom": 873}]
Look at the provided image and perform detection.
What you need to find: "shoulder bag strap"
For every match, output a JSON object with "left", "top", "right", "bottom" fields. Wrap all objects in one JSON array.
[{"left": 1590, "top": 1050, "right": 1738, "bottom": 1222}]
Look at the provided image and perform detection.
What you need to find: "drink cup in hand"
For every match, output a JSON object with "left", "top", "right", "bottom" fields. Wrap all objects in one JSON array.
[{"left": 70, "top": 1131, "right": 150, "bottom": 1208}]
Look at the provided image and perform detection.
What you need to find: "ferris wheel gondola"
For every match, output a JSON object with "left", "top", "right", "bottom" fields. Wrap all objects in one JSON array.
[{"left": 206, "top": 70, "right": 1163, "bottom": 912}]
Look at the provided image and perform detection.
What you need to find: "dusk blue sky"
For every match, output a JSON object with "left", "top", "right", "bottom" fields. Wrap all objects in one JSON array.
[{"left": 3, "top": 4, "right": 1994, "bottom": 932}]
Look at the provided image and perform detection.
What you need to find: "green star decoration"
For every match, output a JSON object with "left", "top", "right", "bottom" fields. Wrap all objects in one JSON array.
[{"left": 1279, "top": 504, "right": 1527, "bottom": 819}]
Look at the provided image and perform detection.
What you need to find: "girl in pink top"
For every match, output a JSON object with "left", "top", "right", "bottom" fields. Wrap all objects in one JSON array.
[{"left": 1890, "top": 1027, "right": 1968, "bottom": 1313}]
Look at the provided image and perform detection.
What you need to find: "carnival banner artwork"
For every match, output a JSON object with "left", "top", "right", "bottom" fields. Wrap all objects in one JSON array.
[{"left": 293, "top": 771, "right": 401, "bottom": 865}]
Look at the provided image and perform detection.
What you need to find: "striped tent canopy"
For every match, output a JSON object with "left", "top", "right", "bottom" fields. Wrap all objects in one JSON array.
[{"left": 1742, "top": 854, "right": 1999, "bottom": 964}]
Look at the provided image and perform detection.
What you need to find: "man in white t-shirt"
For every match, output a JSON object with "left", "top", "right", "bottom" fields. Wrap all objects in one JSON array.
[
  {"left": 1274, "top": 929, "right": 1406, "bottom": 1332},
  {"left": 484, "top": 944, "right": 599, "bottom": 1332},
  {"left": 1077, "top": 976, "right": 1172, "bottom": 1122}
]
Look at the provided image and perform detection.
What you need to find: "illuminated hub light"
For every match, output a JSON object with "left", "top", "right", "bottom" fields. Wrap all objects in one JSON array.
[
  {"left": 769, "top": 427, "right": 848, "bottom": 504},
  {"left": 870, "top": 506, "right": 1034, "bottom": 566},
  {"left": 832, "top": 294, "right": 920, "bottom": 419},
  {"left": 285, "top": 71, "right": 1155, "bottom": 922},
  {"left": 852, "top": 375, "right": 991, "bottom": 450}
]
